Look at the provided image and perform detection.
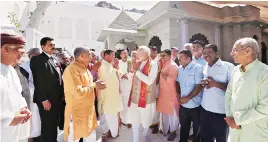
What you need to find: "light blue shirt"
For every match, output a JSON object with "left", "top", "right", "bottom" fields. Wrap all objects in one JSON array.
[
  {"left": 201, "top": 59, "right": 235, "bottom": 114},
  {"left": 193, "top": 56, "right": 207, "bottom": 66},
  {"left": 177, "top": 61, "right": 203, "bottom": 108}
]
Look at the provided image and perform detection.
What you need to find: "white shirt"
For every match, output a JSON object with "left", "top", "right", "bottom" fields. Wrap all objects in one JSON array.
[
  {"left": 201, "top": 59, "right": 235, "bottom": 114},
  {"left": 118, "top": 59, "right": 132, "bottom": 96},
  {"left": 118, "top": 59, "right": 128, "bottom": 75},
  {"left": 1, "top": 63, "right": 29, "bottom": 142},
  {"left": 44, "top": 52, "right": 62, "bottom": 85},
  {"left": 135, "top": 59, "right": 158, "bottom": 86}
]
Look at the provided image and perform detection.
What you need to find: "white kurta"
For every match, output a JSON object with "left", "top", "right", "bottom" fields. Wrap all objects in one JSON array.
[
  {"left": 1, "top": 63, "right": 30, "bottom": 142},
  {"left": 21, "top": 61, "right": 41, "bottom": 138},
  {"left": 130, "top": 60, "right": 158, "bottom": 128},
  {"left": 118, "top": 60, "right": 132, "bottom": 124}
]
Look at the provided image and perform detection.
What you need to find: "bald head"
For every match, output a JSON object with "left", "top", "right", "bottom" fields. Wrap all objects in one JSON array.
[{"left": 74, "top": 46, "right": 90, "bottom": 59}]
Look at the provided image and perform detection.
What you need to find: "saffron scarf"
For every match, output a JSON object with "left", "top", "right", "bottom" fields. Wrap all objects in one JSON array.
[{"left": 128, "top": 59, "right": 151, "bottom": 108}]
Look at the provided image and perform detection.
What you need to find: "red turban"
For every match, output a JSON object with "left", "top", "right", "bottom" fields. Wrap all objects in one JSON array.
[{"left": 1, "top": 32, "right": 26, "bottom": 47}]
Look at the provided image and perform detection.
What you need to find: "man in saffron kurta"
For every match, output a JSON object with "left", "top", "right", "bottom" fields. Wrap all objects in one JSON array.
[
  {"left": 63, "top": 47, "right": 105, "bottom": 142},
  {"left": 129, "top": 46, "right": 158, "bottom": 142},
  {"left": 98, "top": 49, "right": 123, "bottom": 141},
  {"left": 157, "top": 49, "right": 179, "bottom": 141}
]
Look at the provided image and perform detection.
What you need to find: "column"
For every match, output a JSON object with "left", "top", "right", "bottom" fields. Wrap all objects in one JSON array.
[
  {"left": 214, "top": 24, "right": 221, "bottom": 47},
  {"left": 180, "top": 18, "right": 189, "bottom": 47}
]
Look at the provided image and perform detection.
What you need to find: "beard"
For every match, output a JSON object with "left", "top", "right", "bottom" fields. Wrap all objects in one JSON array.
[{"left": 136, "top": 56, "right": 148, "bottom": 63}]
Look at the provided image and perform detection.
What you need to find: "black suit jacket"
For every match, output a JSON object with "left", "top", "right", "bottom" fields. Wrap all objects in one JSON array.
[
  {"left": 30, "top": 52, "right": 64, "bottom": 104},
  {"left": 174, "top": 57, "right": 180, "bottom": 66}
]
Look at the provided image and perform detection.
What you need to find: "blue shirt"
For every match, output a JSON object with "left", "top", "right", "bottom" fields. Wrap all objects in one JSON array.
[
  {"left": 201, "top": 59, "right": 235, "bottom": 114},
  {"left": 192, "top": 56, "right": 207, "bottom": 66},
  {"left": 177, "top": 61, "right": 203, "bottom": 108}
]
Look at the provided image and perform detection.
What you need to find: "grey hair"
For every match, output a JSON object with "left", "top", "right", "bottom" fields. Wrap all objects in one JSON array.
[
  {"left": 184, "top": 43, "right": 193, "bottom": 48},
  {"left": 27, "top": 48, "right": 41, "bottom": 55},
  {"left": 137, "top": 46, "right": 150, "bottom": 57},
  {"left": 234, "top": 37, "right": 259, "bottom": 54},
  {"left": 73, "top": 46, "right": 89, "bottom": 58}
]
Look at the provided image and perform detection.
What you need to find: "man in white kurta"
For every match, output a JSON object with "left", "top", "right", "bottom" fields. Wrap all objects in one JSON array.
[
  {"left": 118, "top": 49, "right": 132, "bottom": 126},
  {"left": 21, "top": 48, "right": 42, "bottom": 140},
  {"left": 129, "top": 46, "right": 158, "bottom": 142},
  {"left": 1, "top": 31, "right": 31, "bottom": 142},
  {"left": 226, "top": 37, "right": 268, "bottom": 142}
]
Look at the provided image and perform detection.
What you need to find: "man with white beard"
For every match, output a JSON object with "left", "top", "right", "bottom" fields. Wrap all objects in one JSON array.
[
  {"left": 1, "top": 31, "right": 32, "bottom": 142},
  {"left": 129, "top": 46, "right": 158, "bottom": 142},
  {"left": 118, "top": 49, "right": 132, "bottom": 128}
]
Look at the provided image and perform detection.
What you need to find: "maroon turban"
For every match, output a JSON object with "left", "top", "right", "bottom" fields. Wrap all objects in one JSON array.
[{"left": 1, "top": 32, "right": 26, "bottom": 47}]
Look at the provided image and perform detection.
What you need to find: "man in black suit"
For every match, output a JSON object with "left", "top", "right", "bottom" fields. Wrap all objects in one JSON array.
[{"left": 30, "top": 37, "right": 64, "bottom": 142}]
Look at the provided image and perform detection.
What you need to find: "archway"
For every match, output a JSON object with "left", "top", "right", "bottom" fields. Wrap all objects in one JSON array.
[
  {"left": 189, "top": 33, "right": 209, "bottom": 45},
  {"left": 148, "top": 35, "right": 162, "bottom": 53},
  {"left": 261, "top": 41, "right": 267, "bottom": 64}
]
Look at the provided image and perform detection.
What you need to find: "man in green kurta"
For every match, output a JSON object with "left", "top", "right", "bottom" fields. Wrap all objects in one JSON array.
[{"left": 225, "top": 37, "right": 268, "bottom": 142}]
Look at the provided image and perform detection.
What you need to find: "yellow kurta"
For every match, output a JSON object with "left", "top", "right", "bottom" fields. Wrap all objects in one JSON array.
[
  {"left": 98, "top": 60, "right": 123, "bottom": 116},
  {"left": 63, "top": 61, "right": 98, "bottom": 141}
]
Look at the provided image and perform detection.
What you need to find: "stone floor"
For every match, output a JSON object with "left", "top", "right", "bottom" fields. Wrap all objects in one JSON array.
[
  {"left": 56, "top": 123, "right": 231, "bottom": 142},
  {"left": 57, "top": 124, "right": 181, "bottom": 142}
]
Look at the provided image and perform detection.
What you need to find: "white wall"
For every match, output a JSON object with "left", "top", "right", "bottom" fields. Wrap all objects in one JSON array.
[
  {"left": 147, "top": 18, "right": 170, "bottom": 50},
  {"left": 188, "top": 20, "right": 214, "bottom": 44},
  {"left": 169, "top": 18, "right": 181, "bottom": 50}
]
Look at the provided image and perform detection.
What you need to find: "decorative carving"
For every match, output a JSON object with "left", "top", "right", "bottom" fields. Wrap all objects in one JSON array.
[
  {"left": 189, "top": 33, "right": 209, "bottom": 45},
  {"left": 261, "top": 41, "right": 267, "bottom": 64},
  {"left": 148, "top": 36, "right": 162, "bottom": 53}
]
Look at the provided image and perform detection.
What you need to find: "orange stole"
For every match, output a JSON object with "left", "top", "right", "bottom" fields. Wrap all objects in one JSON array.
[{"left": 128, "top": 59, "right": 151, "bottom": 108}]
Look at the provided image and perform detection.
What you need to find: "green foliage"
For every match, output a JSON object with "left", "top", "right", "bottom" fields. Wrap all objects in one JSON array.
[{"left": 7, "top": 12, "right": 22, "bottom": 28}]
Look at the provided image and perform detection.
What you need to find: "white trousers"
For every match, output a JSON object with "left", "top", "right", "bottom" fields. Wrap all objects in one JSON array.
[
  {"left": 159, "top": 108, "right": 179, "bottom": 135},
  {"left": 120, "top": 96, "right": 131, "bottom": 124},
  {"left": 29, "top": 88, "right": 41, "bottom": 138},
  {"left": 99, "top": 114, "right": 119, "bottom": 137},
  {"left": 129, "top": 102, "right": 156, "bottom": 128},
  {"left": 29, "top": 101, "right": 41, "bottom": 138},
  {"left": 67, "top": 121, "right": 96, "bottom": 142}
]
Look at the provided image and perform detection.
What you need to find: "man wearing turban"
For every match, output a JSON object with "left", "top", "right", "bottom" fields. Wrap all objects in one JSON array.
[{"left": 1, "top": 31, "right": 32, "bottom": 142}]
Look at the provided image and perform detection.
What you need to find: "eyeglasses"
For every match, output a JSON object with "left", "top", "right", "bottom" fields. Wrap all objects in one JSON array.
[{"left": 231, "top": 47, "right": 248, "bottom": 53}]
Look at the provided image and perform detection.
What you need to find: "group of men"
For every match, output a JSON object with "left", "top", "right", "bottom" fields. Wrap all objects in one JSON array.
[{"left": 1, "top": 30, "right": 268, "bottom": 142}]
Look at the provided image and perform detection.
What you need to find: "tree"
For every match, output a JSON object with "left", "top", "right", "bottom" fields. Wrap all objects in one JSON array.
[{"left": 26, "top": 1, "right": 52, "bottom": 29}]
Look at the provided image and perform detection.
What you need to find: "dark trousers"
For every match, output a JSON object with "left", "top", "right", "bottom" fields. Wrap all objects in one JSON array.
[
  {"left": 58, "top": 100, "right": 66, "bottom": 130},
  {"left": 200, "top": 107, "right": 229, "bottom": 142},
  {"left": 38, "top": 101, "right": 60, "bottom": 142},
  {"left": 179, "top": 106, "right": 201, "bottom": 142}
]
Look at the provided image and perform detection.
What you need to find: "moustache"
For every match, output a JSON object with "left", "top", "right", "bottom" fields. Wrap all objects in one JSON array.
[{"left": 51, "top": 48, "right": 56, "bottom": 50}]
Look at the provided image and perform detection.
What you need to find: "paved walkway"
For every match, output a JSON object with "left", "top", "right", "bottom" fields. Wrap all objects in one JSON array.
[{"left": 57, "top": 125, "right": 181, "bottom": 142}]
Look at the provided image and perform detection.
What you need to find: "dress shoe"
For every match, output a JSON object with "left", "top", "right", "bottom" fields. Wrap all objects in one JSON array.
[
  {"left": 152, "top": 124, "right": 159, "bottom": 134},
  {"left": 167, "top": 132, "right": 176, "bottom": 141}
]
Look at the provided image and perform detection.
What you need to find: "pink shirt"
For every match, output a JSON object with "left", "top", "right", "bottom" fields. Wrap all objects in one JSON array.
[{"left": 157, "top": 60, "right": 179, "bottom": 116}]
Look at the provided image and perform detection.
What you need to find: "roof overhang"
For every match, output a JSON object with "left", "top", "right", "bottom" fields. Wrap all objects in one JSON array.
[{"left": 97, "top": 28, "right": 147, "bottom": 42}]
